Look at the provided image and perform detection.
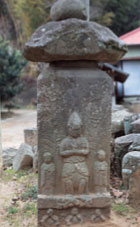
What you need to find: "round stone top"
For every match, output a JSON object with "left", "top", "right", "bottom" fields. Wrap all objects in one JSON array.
[
  {"left": 50, "top": 0, "right": 88, "bottom": 21},
  {"left": 24, "top": 19, "right": 127, "bottom": 64}
]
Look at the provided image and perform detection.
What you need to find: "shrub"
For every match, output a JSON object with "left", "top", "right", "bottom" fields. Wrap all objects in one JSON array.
[{"left": 0, "top": 37, "right": 27, "bottom": 106}]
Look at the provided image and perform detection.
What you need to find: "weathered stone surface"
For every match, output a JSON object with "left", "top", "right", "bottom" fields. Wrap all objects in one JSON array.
[
  {"left": 13, "top": 143, "right": 34, "bottom": 172},
  {"left": 94, "top": 150, "right": 108, "bottom": 193},
  {"left": 41, "top": 152, "right": 55, "bottom": 195},
  {"left": 50, "top": 0, "right": 88, "bottom": 21},
  {"left": 111, "top": 106, "right": 132, "bottom": 135},
  {"left": 129, "top": 167, "right": 140, "bottom": 209},
  {"left": 114, "top": 134, "right": 140, "bottom": 176},
  {"left": 122, "top": 151, "right": 140, "bottom": 187},
  {"left": 37, "top": 61, "right": 112, "bottom": 226},
  {"left": 33, "top": 146, "right": 38, "bottom": 172},
  {"left": 38, "top": 207, "right": 110, "bottom": 226},
  {"left": 131, "top": 119, "right": 140, "bottom": 133},
  {"left": 2, "top": 148, "right": 17, "bottom": 167},
  {"left": 123, "top": 114, "right": 140, "bottom": 135},
  {"left": 24, "top": 128, "right": 37, "bottom": 147},
  {"left": 122, "top": 151, "right": 140, "bottom": 208},
  {"left": 24, "top": 19, "right": 127, "bottom": 64}
]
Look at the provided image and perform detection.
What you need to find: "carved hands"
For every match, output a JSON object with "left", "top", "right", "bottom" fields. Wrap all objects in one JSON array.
[{"left": 60, "top": 149, "right": 89, "bottom": 157}]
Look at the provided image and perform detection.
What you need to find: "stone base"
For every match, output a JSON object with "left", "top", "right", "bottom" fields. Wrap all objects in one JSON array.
[{"left": 38, "top": 194, "right": 111, "bottom": 226}]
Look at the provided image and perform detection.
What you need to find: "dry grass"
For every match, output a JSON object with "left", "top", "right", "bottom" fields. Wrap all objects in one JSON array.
[{"left": 0, "top": 168, "right": 37, "bottom": 227}]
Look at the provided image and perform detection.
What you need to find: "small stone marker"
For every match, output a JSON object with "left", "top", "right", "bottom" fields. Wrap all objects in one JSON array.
[{"left": 24, "top": 0, "right": 126, "bottom": 226}]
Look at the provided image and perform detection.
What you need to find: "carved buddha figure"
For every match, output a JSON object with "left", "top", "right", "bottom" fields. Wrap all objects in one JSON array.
[
  {"left": 41, "top": 152, "right": 55, "bottom": 194},
  {"left": 60, "top": 112, "right": 89, "bottom": 194},
  {"left": 94, "top": 150, "right": 108, "bottom": 193}
]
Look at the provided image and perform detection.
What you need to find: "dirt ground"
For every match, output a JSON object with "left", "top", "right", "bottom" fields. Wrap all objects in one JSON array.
[
  {"left": 0, "top": 169, "right": 37, "bottom": 227},
  {"left": 1, "top": 109, "right": 37, "bottom": 149},
  {"left": 0, "top": 109, "right": 140, "bottom": 227}
]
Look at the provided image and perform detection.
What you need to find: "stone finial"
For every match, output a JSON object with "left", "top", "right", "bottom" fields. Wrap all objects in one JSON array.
[{"left": 50, "top": 0, "right": 89, "bottom": 21}]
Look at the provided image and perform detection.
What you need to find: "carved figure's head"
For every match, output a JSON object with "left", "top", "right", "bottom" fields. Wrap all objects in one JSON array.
[
  {"left": 47, "top": 209, "right": 53, "bottom": 216},
  {"left": 68, "top": 112, "right": 82, "bottom": 138},
  {"left": 71, "top": 208, "right": 79, "bottom": 215},
  {"left": 95, "top": 209, "right": 101, "bottom": 215},
  {"left": 97, "top": 150, "right": 106, "bottom": 161},
  {"left": 44, "top": 152, "right": 53, "bottom": 164}
]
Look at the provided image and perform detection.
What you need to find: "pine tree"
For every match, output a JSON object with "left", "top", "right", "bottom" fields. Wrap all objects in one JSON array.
[{"left": 0, "top": 37, "right": 26, "bottom": 104}]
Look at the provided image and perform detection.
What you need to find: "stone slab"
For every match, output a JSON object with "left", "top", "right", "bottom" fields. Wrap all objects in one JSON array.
[{"left": 13, "top": 143, "right": 34, "bottom": 172}]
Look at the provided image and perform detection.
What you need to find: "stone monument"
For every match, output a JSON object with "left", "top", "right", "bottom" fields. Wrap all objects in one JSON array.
[{"left": 24, "top": 0, "right": 127, "bottom": 226}]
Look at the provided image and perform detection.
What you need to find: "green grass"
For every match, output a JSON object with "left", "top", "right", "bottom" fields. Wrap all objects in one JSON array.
[
  {"left": 2, "top": 168, "right": 15, "bottom": 181},
  {"left": 8, "top": 206, "right": 18, "bottom": 215},
  {"left": 6, "top": 202, "right": 37, "bottom": 226},
  {"left": 2, "top": 168, "right": 37, "bottom": 183},
  {"left": 24, "top": 202, "right": 37, "bottom": 216},
  {"left": 112, "top": 202, "right": 136, "bottom": 216},
  {"left": 2, "top": 168, "right": 28, "bottom": 182},
  {"left": 21, "top": 185, "right": 38, "bottom": 201}
]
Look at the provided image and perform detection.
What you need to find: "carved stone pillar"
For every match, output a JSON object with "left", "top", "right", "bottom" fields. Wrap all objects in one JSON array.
[
  {"left": 37, "top": 61, "right": 113, "bottom": 226},
  {"left": 23, "top": 1, "right": 127, "bottom": 226}
]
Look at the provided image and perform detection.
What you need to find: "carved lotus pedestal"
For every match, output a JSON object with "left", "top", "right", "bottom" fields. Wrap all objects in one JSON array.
[{"left": 37, "top": 61, "right": 112, "bottom": 226}]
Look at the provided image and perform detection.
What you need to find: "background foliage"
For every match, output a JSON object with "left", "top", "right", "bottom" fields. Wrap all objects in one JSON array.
[
  {"left": 104, "top": 0, "right": 140, "bottom": 36},
  {"left": 0, "top": 37, "right": 26, "bottom": 105},
  {"left": 1, "top": 0, "right": 140, "bottom": 44}
]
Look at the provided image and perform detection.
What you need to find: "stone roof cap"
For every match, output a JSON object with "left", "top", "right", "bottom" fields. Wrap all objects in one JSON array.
[{"left": 24, "top": 19, "right": 127, "bottom": 64}]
